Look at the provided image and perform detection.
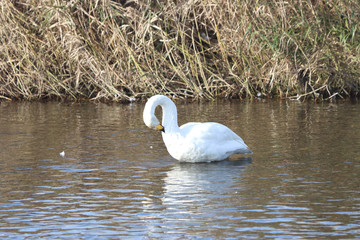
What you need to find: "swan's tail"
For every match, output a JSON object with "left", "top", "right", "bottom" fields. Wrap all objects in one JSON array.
[
  {"left": 241, "top": 148, "right": 253, "bottom": 154},
  {"left": 237, "top": 141, "right": 253, "bottom": 154}
]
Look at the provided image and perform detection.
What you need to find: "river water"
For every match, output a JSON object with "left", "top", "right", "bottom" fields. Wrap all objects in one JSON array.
[{"left": 0, "top": 99, "right": 359, "bottom": 239}]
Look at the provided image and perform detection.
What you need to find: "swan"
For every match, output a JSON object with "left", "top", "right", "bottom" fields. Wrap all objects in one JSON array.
[{"left": 143, "top": 95, "right": 252, "bottom": 163}]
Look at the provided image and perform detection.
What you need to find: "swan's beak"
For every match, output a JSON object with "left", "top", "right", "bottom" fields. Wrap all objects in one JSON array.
[{"left": 156, "top": 124, "right": 165, "bottom": 132}]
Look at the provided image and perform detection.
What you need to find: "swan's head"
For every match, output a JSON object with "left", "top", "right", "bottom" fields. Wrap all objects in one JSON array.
[
  {"left": 143, "top": 114, "right": 164, "bottom": 132},
  {"left": 143, "top": 96, "right": 165, "bottom": 132},
  {"left": 143, "top": 95, "right": 178, "bottom": 133}
]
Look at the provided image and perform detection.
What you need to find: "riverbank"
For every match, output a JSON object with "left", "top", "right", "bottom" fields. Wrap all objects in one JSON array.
[{"left": 1, "top": 0, "right": 359, "bottom": 102}]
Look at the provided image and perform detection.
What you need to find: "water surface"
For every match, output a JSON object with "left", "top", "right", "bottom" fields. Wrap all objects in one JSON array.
[{"left": 0, "top": 100, "right": 359, "bottom": 239}]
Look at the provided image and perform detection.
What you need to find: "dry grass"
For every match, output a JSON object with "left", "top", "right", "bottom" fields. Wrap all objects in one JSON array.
[{"left": 1, "top": 0, "right": 359, "bottom": 102}]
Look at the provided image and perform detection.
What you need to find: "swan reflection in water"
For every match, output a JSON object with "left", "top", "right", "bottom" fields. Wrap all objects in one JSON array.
[
  {"left": 163, "top": 157, "right": 252, "bottom": 205},
  {"left": 140, "top": 157, "right": 252, "bottom": 235}
]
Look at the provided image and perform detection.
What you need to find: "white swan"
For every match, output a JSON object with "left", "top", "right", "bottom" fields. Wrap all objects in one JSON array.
[{"left": 143, "top": 95, "right": 252, "bottom": 162}]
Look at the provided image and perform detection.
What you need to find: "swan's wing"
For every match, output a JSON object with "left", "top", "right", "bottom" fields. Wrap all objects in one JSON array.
[
  {"left": 180, "top": 122, "right": 241, "bottom": 141},
  {"left": 180, "top": 122, "right": 252, "bottom": 154}
]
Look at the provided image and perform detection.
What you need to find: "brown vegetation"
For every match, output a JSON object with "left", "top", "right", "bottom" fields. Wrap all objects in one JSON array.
[{"left": 1, "top": 0, "right": 359, "bottom": 102}]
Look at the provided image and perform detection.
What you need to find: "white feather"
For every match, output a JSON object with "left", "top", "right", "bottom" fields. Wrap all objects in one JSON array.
[{"left": 143, "top": 95, "right": 252, "bottom": 162}]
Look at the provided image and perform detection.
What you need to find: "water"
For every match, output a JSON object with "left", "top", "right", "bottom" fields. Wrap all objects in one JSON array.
[{"left": 0, "top": 100, "right": 359, "bottom": 239}]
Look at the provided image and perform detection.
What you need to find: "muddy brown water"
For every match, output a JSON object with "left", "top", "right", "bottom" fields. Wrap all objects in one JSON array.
[{"left": 0, "top": 100, "right": 359, "bottom": 239}]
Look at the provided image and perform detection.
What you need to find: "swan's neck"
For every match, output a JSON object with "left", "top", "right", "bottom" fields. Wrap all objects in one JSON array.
[{"left": 159, "top": 98, "right": 179, "bottom": 134}]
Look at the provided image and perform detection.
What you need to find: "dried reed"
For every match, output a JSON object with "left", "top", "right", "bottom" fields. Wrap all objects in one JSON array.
[{"left": 0, "top": 0, "right": 359, "bottom": 101}]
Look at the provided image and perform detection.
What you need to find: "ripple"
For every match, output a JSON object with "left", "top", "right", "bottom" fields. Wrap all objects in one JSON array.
[{"left": 1, "top": 101, "right": 360, "bottom": 239}]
